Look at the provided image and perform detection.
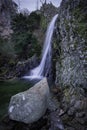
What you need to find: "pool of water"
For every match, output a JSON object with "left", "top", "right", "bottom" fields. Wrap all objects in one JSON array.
[{"left": 0, "top": 79, "right": 35, "bottom": 120}]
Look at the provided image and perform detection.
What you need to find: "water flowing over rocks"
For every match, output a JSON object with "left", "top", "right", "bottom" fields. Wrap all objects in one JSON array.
[
  {"left": 8, "top": 78, "right": 50, "bottom": 124},
  {"left": 16, "top": 55, "right": 39, "bottom": 77},
  {"left": 0, "top": 55, "right": 38, "bottom": 80},
  {"left": 24, "top": 14, "right": 58, "bottom": 80}
]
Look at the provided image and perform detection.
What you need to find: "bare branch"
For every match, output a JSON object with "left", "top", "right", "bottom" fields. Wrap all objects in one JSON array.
[{"left": 40, "top": 0, "right": 44, "bottom": 4}]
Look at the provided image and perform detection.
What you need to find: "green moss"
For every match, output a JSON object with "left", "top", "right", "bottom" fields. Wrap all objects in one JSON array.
[
  {"left": 73, "top": 6, "right": 87, "bottom": 40},
  {"left": 9, "top": 59, "right": 15, "bottom": 65},
  {"left": 77, "top": 23, "right": 87, "bottom": 37},
  {"left": 40, "top": 15, "right": 47, "bottom": 32},
  {"left": 65, "top": 23, "right": 70, "bottom": 32},
  {"left": 0, "top": 68, "right": 8, "bottom": 76},
  {"left": 64, "top": 19, "right": 70, "bottom": 32},
  {"left": 74, "top": 41, "right": 78, "bottom": 49},
  {"left": 64, "top": 88, "right": 71, "bottom": 102}
]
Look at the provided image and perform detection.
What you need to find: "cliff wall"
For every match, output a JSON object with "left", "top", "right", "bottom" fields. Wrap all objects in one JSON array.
[{"left": 55, "top": 0, "right": 87, "bottom": 88}]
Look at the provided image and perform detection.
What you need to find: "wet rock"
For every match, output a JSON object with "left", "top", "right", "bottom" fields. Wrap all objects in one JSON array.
[
  {"left": 0, "top": 111, "right": 50, "bottom": 130},
  {"left": 59, "top": 87, "right": 87, "bottom": 129},
  {"left": 75, "top": 112, "right": 85, "bottom": 118},
  {"left": 47, "top": 94, "right": 59, "bottom": 112},
  {"left": 8, "top": 78, "right": 50, "bottom": 124},
  {"left": 49, "top": 111, "right": 64, "bottom": 130},
  {"left": 16, "top": 55, "right": 38, "bottom": 77},
  {"left": 67, "top": 107, "right": 75, "bottom": 116}
]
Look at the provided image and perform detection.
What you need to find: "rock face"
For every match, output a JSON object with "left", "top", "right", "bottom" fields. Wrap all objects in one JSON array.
[
  {"left": 0, "top": 0, "right": 17, "bottom": 38},
  {"left": 8, "top": 78, "right": 49, "bottom": 124},
  {"left": 40, "top": 3, "right": 58, "bottom": 23},
  {"left": 0, "top": 55, "right": 39, "bottom": 80},
  {"left": 15, "top": 55, "right": 39, "bottom": 77},
  {"left": 52, "top": 0, "right": 87, "bottom": 129},
  {"left": 55, "top": 0, "right": 87, "bottom": 88},
  {"left": 60, "top": 87, "right": 87, "bottom": 130}
]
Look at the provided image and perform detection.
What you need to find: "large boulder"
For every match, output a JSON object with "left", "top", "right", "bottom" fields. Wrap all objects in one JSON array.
[{"left": 8, "top": 78, "right": 50, "bottom": 124}]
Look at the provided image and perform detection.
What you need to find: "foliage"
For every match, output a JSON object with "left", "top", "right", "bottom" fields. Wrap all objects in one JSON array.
[
  {"left": 0, "top": 37, "right": 15, "bottom": 58},
  {"left": 73, "top": 3, "right": 87, "bottom": 39},
  {"left": 12, "top": 13, "right": 28, "bottom": 33},
  {"left": 28, "top": 12, "right": 41, "bottom": 31},
  {"left": 12, "top": 12, "right": 41, "bottom": 33},
  {"left": 12, "top": 32, "right": 41, "bottom": 59},
  {"left": 40, "top": 15, "right": 47, "bottom": 32},
  {"left": 11, "top": 12, "right": 42, "bottom": 59}
]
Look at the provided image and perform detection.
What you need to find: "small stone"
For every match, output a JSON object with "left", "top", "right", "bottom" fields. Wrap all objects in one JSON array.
[
  {"left": 75, "top": 112, "right": 85, "bottom": 118},
  {"left": 67, "top": 108, "right": 75, "bottom": 116},
  {"left": 50, "top": 111, "right": 64, "bottom": 130}
]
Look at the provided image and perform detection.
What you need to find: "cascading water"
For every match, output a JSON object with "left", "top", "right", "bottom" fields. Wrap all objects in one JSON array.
[{"left": 24, "top": 14, "right": 58, "bottom": 80}]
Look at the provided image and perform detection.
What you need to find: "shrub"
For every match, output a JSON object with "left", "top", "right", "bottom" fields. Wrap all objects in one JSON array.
[
  {"left": 12, "top": 32, "right": 41, "bottom": 59},
  {"left": 0, "top": 37, "right": 15, "bottom": 58}
]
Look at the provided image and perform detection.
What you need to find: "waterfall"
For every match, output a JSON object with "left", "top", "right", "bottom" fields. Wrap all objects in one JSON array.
[{"left": 24, "top": 14, "right": 58, "bottom": 80}]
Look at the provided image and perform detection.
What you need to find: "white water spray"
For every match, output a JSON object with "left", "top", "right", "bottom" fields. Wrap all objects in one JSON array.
[{"left": 24, "top": 14, "right": 58, "bottom": 79}]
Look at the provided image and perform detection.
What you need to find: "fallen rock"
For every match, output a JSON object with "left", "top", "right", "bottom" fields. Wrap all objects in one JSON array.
[
  {"left": 8, "top": 78, "right": 50, "bottom": 124},
  {"left": 60, "top": 87, "right": 87, "bottom": 129}
]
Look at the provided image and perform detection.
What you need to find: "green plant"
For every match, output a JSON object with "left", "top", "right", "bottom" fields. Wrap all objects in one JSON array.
[
  {"left": 27, "top": 12, "right": 41, "bottom": 31},
  {"left": 11, "top": 12, "right": 42, "bottom": 59},
  {"left": 0, "top": 37, "right": 15, "bottom": 57},
  {"left": 40, "top": 15, "right": 47, "bottom": 32},
  {"left": 12, "top": 12, "right": 41, "bottom": 33},
  {"left": 73, "top": 5, "right": 87, "bottom": 39},
  {"left": 12, "top": 31, "right": 41, "bottom": 59}
]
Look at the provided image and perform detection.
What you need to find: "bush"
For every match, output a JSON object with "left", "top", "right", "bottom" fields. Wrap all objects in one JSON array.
[
  {"left": 73, "top": 4, "right": 87, "bottom": 39},
  {"left": 11, "top": 12, "right": 42, "bottom": 60},
  {"left": 12, "top": 12, "right": 41, "bottom": 33},
  {"left": 27, "top": 12, "right": 41, "bottom": 31},
  {"left": 0, "top": 37, "right": 15, "bottom": 58},
  {"left": 12, "top": 32, "right": 41, "bottom": 59}
]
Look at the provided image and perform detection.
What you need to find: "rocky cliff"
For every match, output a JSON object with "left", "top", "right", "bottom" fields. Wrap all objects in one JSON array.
[
  {"left": 0, "top": 0, "right": 17, "bottom": 38},
  {"left": 40, "top": 2, "right": 58, "bottom": 23},
  {"left": 53, "top": 0, "right": 87, "bottom": 129},
  {"left": 55, "top": 0, "right": 87, "bottom": 88}
]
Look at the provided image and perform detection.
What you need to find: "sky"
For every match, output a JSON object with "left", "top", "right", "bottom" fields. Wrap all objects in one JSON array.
[{"left": 13, "top": 0, "right": 62, "bottom": 12}]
